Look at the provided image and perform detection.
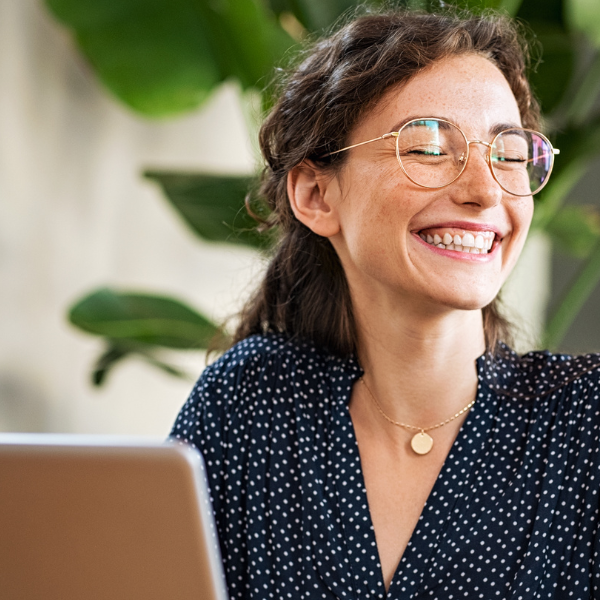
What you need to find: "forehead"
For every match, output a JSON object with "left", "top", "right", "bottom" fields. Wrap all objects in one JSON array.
[{"left": 352, "top": 53, "right": 522, "bottom": 140}]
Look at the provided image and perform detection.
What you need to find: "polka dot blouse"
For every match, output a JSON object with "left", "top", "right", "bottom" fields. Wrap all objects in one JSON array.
[{"left": 171, "top": 333, "right": 600, "bottom": 599}]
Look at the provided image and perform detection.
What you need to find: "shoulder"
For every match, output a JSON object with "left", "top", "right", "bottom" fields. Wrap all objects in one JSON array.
[
  {"left": 203, "top": 332, "right": 342, "bottom": 388},
  {"left": 480, "top": 344, "right": 600, "bottom": 402},
  {"left": 171, "top": 333, "right": 358, "bottom": 441}
]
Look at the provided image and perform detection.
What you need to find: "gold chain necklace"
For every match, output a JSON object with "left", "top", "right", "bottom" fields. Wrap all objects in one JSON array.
[{"left": 360, "top": 377, "right": 476, "bottom": 455}]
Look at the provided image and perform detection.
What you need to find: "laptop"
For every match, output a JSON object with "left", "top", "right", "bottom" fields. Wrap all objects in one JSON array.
[{"left": 0, "top": 434, "right": 229, "bottom": 600}]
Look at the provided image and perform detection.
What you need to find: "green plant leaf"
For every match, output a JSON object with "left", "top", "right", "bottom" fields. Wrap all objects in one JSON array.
[
  {"left": 69, "top": 288, "right": 221, "bottom": 349},
  {"left": 90, "top": 342, "right": 193, "bottom": 386},
  {"left": 565, "top": 0, "right": 600, "bottom": 48},
  {"left": 92, "top": 344, "right": 131, "bottom": 386},
  {"left": 46, "top": 0, "right": 220, "bottom": 116},
  {"left": 545, "top": 205, "right": 600, "bottom": 257},
  {"left": 145, "top": 171, "right": 274, "bottom": 249},
  {"left": 204, "top": 0, "right": 294, "bottom": 90},
  {"left": 45, "top": 0, "right": 293, "bottom": 116},
  {"left": 137, "top": 353, "right": 192, "bottom": 380}
]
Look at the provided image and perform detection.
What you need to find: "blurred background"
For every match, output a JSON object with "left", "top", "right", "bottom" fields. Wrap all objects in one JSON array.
[{"left": 1, "top": 0, "right": 600, "bottom": 438}]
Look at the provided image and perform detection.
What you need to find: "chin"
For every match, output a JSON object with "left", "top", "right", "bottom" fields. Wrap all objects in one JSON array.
[{"left": 433, "top": 287, "right": 500, "bottom": 312}]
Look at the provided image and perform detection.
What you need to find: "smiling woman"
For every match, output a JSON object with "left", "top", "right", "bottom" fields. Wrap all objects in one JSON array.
[{"left": 171, "top": 8, "right": 600, "bottom": 599}]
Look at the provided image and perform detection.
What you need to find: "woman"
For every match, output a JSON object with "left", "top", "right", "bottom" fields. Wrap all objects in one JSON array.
[{"left": 172, "top": 9, "right": 600, "bottom": 599}]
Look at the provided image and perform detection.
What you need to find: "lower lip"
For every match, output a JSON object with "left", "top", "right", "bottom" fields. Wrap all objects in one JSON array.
[{"left": 413, "top": 233, "right": 498, "bottom": 261}]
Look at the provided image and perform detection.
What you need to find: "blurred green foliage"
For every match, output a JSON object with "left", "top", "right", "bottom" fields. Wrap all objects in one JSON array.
[
  {"left": 69, "top": 288, "right": 223, "bottom": 384},
  {"left": 47, "top": 0, "right": 600, "bottom": 384},
  {"left": 144, "top": 171, "right": 274, "bottom": 249},
  {"left": 46, "top": 0, "right": 293, "bottom": 115}
]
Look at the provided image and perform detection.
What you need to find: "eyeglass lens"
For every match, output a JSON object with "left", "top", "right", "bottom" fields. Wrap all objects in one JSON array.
[{"left": 396, "top": 119, "right": 553, "bottom": 196}]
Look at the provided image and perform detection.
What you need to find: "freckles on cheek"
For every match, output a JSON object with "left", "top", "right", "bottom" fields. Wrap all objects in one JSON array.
[
  {"left": 373, "top": 182, "right": 408, "bottom": 221},
  {"left": 517, "top": 198, "right": 535, "bottom": 227}
]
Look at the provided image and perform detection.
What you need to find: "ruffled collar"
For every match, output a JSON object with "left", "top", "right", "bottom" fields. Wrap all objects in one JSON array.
[{"left": 477, "top": 343, "right": 600, "bottom": 400}]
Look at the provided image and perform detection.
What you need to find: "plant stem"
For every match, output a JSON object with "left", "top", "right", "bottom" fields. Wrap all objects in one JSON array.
[{"left": 543, "top": 237, "right": 600, "bottom": 349}]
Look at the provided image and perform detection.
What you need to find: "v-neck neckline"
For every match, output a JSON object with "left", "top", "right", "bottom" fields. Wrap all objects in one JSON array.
[{"left": 332, "top": 353, "right": 499, "bottom": 599}]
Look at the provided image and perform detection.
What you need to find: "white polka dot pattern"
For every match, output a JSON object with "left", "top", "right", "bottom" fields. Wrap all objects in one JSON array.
[{"left": 171, "top": 334, "right": 600, "bottom": 599}]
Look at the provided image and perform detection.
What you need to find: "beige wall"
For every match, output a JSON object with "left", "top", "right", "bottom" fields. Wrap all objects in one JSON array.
[{"left": 0, "top": 0, "right": 262, "bottom": 437}]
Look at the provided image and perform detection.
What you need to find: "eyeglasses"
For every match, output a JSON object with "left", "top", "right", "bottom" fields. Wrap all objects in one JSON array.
[{"left": 323, "top": 117, "right": 560, "bottom": 197}]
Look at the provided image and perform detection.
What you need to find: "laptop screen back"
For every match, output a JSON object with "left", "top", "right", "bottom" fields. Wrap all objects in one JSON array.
[{"left": 0, "top": 434, "right": 229, "bottom": 600}]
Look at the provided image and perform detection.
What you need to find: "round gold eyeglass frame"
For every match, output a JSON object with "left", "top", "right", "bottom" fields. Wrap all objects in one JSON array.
[{"left": 321, "top": 117, "right": 560, "bottom": 197}]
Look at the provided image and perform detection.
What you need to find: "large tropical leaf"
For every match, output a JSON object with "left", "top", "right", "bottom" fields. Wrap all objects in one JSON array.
[
  {"left": 69, "top": 287, "right": 221, "bottom": 349},
  {"left": 45, "top": 0, "right": 293, "bottom": 116},
  {"left": 145, "top": 171, "right": 274, "bottom": 249}
]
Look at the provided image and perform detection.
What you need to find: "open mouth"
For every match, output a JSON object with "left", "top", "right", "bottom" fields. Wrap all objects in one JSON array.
[{"left": 417, "top": 227, "right": 497, "bottom": 255}]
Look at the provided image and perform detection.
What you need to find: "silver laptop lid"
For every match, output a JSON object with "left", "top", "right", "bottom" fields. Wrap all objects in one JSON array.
[{"left": 0, "top": 434, "right": 229, "bottom": 600}]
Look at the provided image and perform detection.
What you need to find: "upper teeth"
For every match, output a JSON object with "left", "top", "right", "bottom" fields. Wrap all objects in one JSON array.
[{"left": 419, "top": 230, "right": 495, "bottom": 254}]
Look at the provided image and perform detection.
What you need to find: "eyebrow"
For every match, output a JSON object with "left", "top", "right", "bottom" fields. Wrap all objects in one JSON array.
[
  {"left": 387, "top": 116, "right": 523, "bottom": 136},
  {"left": 489, "top": 122, "right": 523, "bottom": 136}
]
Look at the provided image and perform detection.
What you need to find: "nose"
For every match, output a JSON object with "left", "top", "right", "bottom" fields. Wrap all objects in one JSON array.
[{"left": 452, "top": 141, "right": 503, "bottom": 208}]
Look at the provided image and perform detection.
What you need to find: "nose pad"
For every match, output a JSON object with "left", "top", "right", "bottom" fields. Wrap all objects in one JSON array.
[
  {"left": 452, "top": 141, "right": 502, "bottom": 207},
  {"left": 463, "top": 144, "right": 493, "bottom": 171},
  {"left": 457, "top": 148, "right": 488, "bottom": 167}
]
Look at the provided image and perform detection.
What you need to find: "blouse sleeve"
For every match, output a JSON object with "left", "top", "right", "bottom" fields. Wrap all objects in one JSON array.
[
  {"left": 169, "top": 362, "right": 229, "bottom": 510},
  {"left": 169, "top": 341, "right": 272, "bottom": 521}
]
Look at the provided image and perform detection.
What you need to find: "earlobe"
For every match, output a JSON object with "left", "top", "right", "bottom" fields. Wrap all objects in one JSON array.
[{"left": 287, "top": 160, "right": 341, "bottom": 238}]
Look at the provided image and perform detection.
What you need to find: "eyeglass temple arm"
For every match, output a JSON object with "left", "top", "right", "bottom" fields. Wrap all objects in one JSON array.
[
  {"left": 321, "top": 132, "right": 560, "bottom": 158},
  {"left": 518, "top": 149, "right": 561, "bottom": 166},
  {"left": 320, "top": 132, "right": 398, "bottom": 158},
  {"left": 512, "top": 150, "right": 560, "bottom": 166}
]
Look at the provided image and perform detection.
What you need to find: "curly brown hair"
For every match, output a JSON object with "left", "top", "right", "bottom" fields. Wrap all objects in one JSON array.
[{"left": 233, "top": 7, "right": 540, "bottom": 356}]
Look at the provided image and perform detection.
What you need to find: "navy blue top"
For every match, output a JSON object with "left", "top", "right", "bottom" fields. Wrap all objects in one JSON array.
[{"left": 170, "top": 333, "right": 600, "bottom": 599}]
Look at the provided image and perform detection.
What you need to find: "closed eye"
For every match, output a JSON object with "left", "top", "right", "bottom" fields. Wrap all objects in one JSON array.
[
  {"left": 401, "top": 146, "right": 446, "bottom": 156},
  {"left": 495, "top": 156, "right": 526, "bottom": 163}
]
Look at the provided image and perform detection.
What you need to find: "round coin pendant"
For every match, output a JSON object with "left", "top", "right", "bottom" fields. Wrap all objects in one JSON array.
[{"left": 411, "top": 431, "right": 434, "bottom": 455}]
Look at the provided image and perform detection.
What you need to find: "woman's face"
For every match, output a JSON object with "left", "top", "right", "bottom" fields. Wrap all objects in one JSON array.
[{"left": 326, "top": 53, "right": 534, "bottom": 314}]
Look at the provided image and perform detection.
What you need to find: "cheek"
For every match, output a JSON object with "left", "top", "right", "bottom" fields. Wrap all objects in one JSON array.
[
  {"left": 516, "top": 197, "right": 535, "bottom": 228},
  {"left": 512, "top": 199, "right": 535, "bottom": 249},
  {"left": 500, "top": 199, "right": 535, "bottom": 279},
  {"left": 338, "top": 163, "right": 405, "bottom": 229}
]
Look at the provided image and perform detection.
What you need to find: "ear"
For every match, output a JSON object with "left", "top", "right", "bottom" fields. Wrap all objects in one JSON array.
[{"left": 287, "top": 160, "right": 341, "bottom": 238}]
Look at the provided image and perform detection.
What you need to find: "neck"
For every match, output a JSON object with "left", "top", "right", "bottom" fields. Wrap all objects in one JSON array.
[{"left": 354, "top": 296, "right": 485, "bottom": 427}]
